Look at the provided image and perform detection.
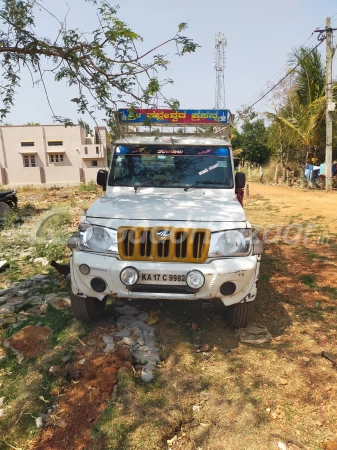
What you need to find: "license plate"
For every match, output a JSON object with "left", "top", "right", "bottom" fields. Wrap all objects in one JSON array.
[{"left": 138, "top": 272, "right": 186, "bottom": 285}]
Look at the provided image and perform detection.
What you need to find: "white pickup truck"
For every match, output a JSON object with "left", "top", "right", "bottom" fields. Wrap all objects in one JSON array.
[{"left": 67, "top": 112, "right": 262, "bottom": 327}]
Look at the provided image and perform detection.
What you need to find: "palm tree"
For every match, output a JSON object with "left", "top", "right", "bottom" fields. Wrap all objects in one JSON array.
[
  {"left": 288, "top": 47, "right": 326, "bottom": 106},
  {"left": 266, "top": 46, "right": 336, "bottom": 164}
]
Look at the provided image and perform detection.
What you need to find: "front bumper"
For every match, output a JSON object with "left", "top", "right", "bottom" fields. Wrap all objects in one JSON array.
[{"left": 70, "top": 251, "right": 261, "bottom": 306}]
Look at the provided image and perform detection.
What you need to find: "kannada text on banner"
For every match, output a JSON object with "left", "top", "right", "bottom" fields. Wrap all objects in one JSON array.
[{"left": 118, "top": 109, "right": 230, "bottom": 124}]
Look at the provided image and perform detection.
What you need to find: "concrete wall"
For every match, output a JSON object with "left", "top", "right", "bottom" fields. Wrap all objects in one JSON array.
[
  {"left": 83, "top": 167, "right": 101, "bottom": 183},
  {"left": 5, "top": 168, "right": 41, "bottom": 186},
  {"left": 0, "top": 124, "right": 110, "bottom": 187},
  {"left": 44, "top": 166, "right": 80, "bottom": 186}
]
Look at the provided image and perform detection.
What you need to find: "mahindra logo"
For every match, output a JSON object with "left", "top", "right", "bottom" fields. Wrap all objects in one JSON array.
[{"left": 156, "top": 230, "right": 171, "bottom": 237}]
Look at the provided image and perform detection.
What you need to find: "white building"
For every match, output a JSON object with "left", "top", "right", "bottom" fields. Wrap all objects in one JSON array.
[{"left": 0, "top": 124, "right": 111, "bottom": 187}]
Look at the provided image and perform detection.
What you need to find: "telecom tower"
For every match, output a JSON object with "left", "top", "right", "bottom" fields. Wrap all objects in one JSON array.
[{"left": 214, "top": 32, "right": 227, "bottom": 109}]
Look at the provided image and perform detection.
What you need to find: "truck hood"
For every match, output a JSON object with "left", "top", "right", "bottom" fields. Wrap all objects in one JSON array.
[{"left": 86, "top": 192, "right": 246, "bottom": 223}]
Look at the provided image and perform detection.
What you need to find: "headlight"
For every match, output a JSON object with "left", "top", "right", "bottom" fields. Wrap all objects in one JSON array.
[
  {"left": 209, "top": 229, "right": 252, "bottom": 257},
  {"left": 78, "top": 225, "right": 118, "bottom": 253}
]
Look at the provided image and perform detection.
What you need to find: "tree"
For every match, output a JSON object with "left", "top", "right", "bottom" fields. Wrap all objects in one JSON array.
[
  {"left": 78, "top": 119, "right": 93, "bottom": 136},
  {"left": 0, "top": 0, "right": 199, "bottom": 129},
  {"left": 289, "top": 46, "right": 326, "bottom": 106},
  {"left": 266, "top": 46, "right": 337, "bottom": 165},
  {"left": 25, "top": 122, "right": 40, "bottom": 126},
  {"left": 239, "top": 120, "right": 272, "bottom": 165}
]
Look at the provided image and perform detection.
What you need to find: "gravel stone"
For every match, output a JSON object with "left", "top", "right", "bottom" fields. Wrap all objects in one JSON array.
[
  {"left": 141, "top": 364, "right": 156, "bottom": 382},
  {"left": 0, "top": 296, "right": 10, "bottom": 306},
  {"left": 137, "top": 312, "right": 149, "bottom": 322},
  {"left": 17, "top": 289, "right": 30, "bottom": 296},
  {"left": 0, "top": 288, "right": 12, "bottom": 296},
  {"left": 0, "top": 303, "right": 15, "bottom": 315},
  {"left": 35, "top": 417, "right": 43, "bottom": 429},
  {"left": 115, "top": 328, "right": 131, "bottom": 338},
  {"left": 130, "top": 320, "right": 154, "bottom": 333},
  {"left": 117, "top": 315, "right": 137, "bottom": 327},
  {"left": 132, "top": 349, "right": 160, "bottom": 364},
  {"left": 44, "top": 293, "right": 58, "bottom": 302},
  {"left": 103, "top": 335, "right": 115, "bottom": 352},
  {"left": 27, "top": 295, "right": 44, "bottom": 305},
  {"left": 116, "top": 305, "right": 139, "bottom": 316},
  {"left": 30, "top": 274, "right": 48, "bottom": 281}
]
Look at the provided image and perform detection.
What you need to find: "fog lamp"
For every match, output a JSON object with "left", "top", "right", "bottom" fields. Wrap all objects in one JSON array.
[
  {"left": 79, "top": 264, "right": 90, "bottom": 275},
  {"left": 186, "top": 270, "right": 205, "bottom": 289},
  {"left": 120, "top": 266, "right": 139, "bottom": 286}
]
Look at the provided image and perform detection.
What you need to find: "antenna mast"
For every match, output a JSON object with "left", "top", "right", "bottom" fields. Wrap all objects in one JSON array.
[{"left": 214, "top": 32, "right": 227, "bottom": 109}]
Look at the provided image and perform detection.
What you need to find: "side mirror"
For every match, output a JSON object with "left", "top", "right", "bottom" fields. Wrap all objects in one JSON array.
[
  {"left": 235, "top": 172, "right": 246, "bottom": 189},
  {"left": 97, "top": 169, "right": 108, "bottom": 191}
]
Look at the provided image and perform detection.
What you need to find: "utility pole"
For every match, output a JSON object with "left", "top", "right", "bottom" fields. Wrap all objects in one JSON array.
[{"left": 325, "top": 17, "right": 333, "bottom": 192}]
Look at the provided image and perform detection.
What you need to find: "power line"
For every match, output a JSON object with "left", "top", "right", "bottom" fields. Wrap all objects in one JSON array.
[
  {"left": 246, "top": 33, "right": 319, "bottom": 106},
  {"left": 245, "top": 40, "right": 325, "bottom": 111},
  {"left": 245, "top": 15, "right": 337, "bottom": 108}
]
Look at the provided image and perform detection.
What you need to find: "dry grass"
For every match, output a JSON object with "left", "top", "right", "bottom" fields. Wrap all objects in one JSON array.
[
  {"left": 1, "top": 183, "right": 337, "bottom": 450},
  {"left": 89, "top": 183, "right": 337, "bottom": 450}
]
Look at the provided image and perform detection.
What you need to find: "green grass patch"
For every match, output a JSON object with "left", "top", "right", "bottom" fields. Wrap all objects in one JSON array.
[
  {"left": 300, "top": 274, "right": 316, "bottom": 288},
  {"left": 77, "top": 181, "right": 98, "bottom": 192}
]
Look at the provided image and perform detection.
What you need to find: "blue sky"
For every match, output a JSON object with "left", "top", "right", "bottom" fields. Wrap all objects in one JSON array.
[{"left": 4, "top": 0, "right": 337, "bottom": 125}]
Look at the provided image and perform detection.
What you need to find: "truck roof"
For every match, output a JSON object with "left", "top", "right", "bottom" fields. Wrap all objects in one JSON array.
[{"left": 115, "top": 136, "right": 231, "bottom": 146}]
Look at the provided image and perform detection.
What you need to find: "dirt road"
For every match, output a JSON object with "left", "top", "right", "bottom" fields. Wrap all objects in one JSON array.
[{"left": 1, "top": 183, "right": 337, "bottom": 450}]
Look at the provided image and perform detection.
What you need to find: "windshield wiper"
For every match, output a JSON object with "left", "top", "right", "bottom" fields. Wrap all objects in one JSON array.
[
  {"left": 184, "top": 180, "right": 223, "bottom": 191},
  {"left": 134, "top": 179, "right": 153, "bottom": 191}
]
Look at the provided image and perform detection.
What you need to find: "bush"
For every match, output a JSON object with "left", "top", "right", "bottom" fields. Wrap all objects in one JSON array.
[{"left": 77, "top": 181, "right": 98, "bottom": 192}]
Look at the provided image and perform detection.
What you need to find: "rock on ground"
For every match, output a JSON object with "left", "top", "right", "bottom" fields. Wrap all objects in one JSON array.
[
  {"left": 115, "top": 305, "right": 139, "bottom": 316},
  {"left": 45, "top": 296, "right": 71, "bottom": 310},
  {"left": 236, "top": 325, "right": 272, "bottom": 344},
  {"left": 115, "top": 328, "right": 131, "bottom": 338},
  {"left": 102, "top": 335, "right": 115, "bottom": 353},
  {"left": 114, "top": 306, "right": 160, "bottom": 382},
  {"left": 0, "top": 303, "right": 15, "bottom": 315}
]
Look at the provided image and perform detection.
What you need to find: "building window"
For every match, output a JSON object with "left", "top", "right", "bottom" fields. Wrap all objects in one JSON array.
[
  {"left": 21, "top": 141, "right": 34, "bottom": 147},
  {"left": 96, "top": 146, "right": 99, "bottom": 154},
  {"left": 23, "top": 155, "right": 36, "bottom": 167},
  {"left": 48, "top": 141, "right": 63, "bottom": 146},
  {"left": 91, "top": 160, "right": 98, "bottom": 167},
  {"left": 49, "top": 154, "right": 64, "bottom": 163},
  {"left": 84, "top": 146, "right": 88, "bottom": 155}
]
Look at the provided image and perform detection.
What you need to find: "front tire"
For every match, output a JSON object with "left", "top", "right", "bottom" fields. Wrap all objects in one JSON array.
[
  {"left": 70, "top": 291, "right": 106, "bottom": 323},
  {"left": 225, "top": 302, "right": 253, "bottom": 328}
]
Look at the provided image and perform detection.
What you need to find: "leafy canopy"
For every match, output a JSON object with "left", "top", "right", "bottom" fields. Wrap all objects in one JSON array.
[
  {"left": 0, "top": 0, "right": 200, "bottom": 128},
  {"left": 236, "top": 119, "right": 272, "bottom": 165},
  {"left": 266, "top": 45, "right": 337, "bottom": 163}
]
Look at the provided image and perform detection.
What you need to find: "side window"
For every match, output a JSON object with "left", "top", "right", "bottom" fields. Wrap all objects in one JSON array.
[
  {"left": 49, "top": 154, "right": 64, "bottom": 163},
  {"left": 23, "top": 155, "right": 36, "bottom": 167}
]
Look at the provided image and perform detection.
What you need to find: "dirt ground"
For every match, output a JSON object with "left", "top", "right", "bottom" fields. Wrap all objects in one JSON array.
[{"left": 1, "top": 182, "right": 337, "bottom": 450}]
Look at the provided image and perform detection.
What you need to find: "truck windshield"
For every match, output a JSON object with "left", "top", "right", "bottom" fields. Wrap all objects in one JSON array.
[{"left": 108, "top": 145, "right": 233, "bottom": 189}]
